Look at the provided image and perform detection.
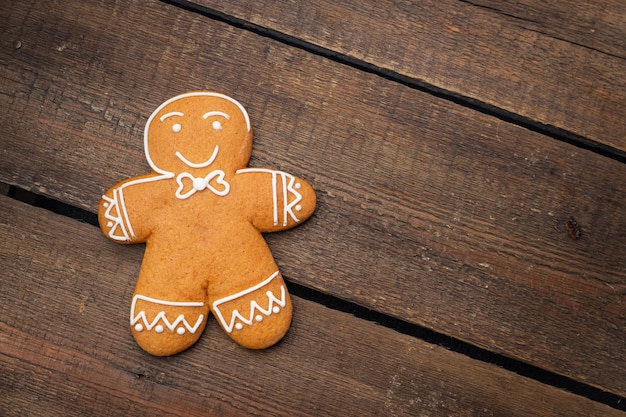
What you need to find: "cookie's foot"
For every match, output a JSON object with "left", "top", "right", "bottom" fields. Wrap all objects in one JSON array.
[
  {"left": 130, "top": 294, "right": 208, "bottom": 356},
  {"left": 212, "top": 271, "right": 292, "bottom": 349}
]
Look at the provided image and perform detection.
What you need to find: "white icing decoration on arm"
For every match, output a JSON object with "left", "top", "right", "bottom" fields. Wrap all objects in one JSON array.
[
  {"left": 281, "top": 173, "right": 302, "bottom": 226},
  {"left": 101, "top": 175, "right": 173, "bottom": 241},
  {"left": 101, "top": 183, "right": 143, "bottom": 241},
  {"left": 130, "top": 294, "right": 205, "bottom": 335},
  {"left": 176, "top": 145, "right": 219, "bottom": 168},
  {"left": 236, "top": 168, "right": 304, "bottom": 226},
  {"left": 102, "top": 190, "right": 132, "bottom": 241},
  {"left": 212, "top": 271, "right": 286, "bottom": 333}
]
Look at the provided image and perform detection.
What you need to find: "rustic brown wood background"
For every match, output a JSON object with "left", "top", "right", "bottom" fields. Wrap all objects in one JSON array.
[{"left": 1, "top": 0, "right": 625, "bottom": 415}]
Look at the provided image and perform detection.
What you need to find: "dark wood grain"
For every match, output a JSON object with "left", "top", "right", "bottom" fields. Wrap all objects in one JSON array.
[
  {"left": 1, "top": 195, "right": 623, "bottom": 417},
  {"left": 195, "top": 0, "right": 626, "bottom": 152},
  {"left": 463, "top": 0, "right": 626, "bottom": 58},
  {"left": 1, "top": 0, "right": 625, "bottom": 397}
]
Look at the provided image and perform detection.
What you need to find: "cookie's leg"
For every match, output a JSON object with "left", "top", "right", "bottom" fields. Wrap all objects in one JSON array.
[
  {"left": 211, "top": 271, "right": 292, "bottom": 349},
  {"left": 130, "top": 293, "right": 209, "bottom": 356}
]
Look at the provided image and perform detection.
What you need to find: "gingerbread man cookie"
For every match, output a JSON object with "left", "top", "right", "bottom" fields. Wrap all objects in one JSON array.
[{"left": 98, "top": 92, "right": 316, "bottom": 356}]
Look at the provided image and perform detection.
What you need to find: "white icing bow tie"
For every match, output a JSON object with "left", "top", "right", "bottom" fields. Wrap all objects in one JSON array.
[{"left": 175, "top": 170, "right": 230, "bottom": 199}]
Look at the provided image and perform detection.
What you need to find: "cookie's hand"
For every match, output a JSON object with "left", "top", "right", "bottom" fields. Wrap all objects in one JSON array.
[
  {"left": 98, "top": 175, "right": 162, "bottom": 244},
  {"left": 236, "top": 168, "right": 316, "bottom": 232},
  {"left": 99, "top": 186, "right": 135, "bottom": 242}
]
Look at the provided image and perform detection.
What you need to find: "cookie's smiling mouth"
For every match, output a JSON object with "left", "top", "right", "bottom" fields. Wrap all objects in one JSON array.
[{"left": 176, "top": 145, "right": 219, "bottom": 168}]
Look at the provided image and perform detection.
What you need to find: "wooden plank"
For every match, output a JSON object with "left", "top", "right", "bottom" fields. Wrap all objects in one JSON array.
[
  {"left": 194, "top": 0, "right": 626, "bottom": 152},
  {"left": 1, "top": 0, "right": 625, "bottom": 396},
  {"left": 463, "top": 0, "right": 626, "bottom": 58},
  {"left": 0, "top": 194, "right": 623, "bottom": 417}
]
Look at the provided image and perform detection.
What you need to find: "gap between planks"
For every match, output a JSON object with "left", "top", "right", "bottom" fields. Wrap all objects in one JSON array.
[
  {"left": 4, "top": 183, "right": 626, "bottom": 412},
  {"left": 169, "top": 0, "right": 626, "bottom": 161},
  {"left": 2, "top": 0, "right": 624, "bottom": 399}
]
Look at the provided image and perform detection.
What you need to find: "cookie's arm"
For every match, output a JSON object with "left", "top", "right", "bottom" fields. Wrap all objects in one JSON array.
[
  {"left": 236, "top": 168, "right": 316, "bottom": 232},
  {"left": 98, "top": 175, "right": 163, "bottom": 243}
]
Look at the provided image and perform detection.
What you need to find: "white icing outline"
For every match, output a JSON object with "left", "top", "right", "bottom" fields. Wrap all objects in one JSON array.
[
  {"left": 145, "top": 92, "right": 250, "bottom": 177},
  {"left": 236, "top": 168, "right": 303, "bottom": 226},
  {"left": 212, "top": 271, "right": 286, "bottom": 333},
  {"left": 130, "top": 294, "right": 205, "bottom": 334},
  {"left": 176, "top": 145, "right": 220, "bottom": 168},
  {"left": 102, "top": 94, "right": 247, "bottom": 232}
]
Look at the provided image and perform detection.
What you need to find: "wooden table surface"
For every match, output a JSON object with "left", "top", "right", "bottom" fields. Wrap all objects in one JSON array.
[{"left": 1, "top": 0, "right": 625, "bottom": 415}]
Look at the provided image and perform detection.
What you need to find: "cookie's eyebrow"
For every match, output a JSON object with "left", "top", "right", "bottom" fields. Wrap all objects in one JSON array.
[
  {"left": 159, "top": 111, "right": 184, "bottom": 122},
  {"left": 202, "top": 111, "right": 230, "bottom": 120}
]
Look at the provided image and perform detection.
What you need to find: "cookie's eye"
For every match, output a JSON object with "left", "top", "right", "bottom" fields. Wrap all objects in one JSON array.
[
  {"left": 203, "top": 111, "right": 230, "bottom": 132},
  {"left": 159, "top": 111, "right": 184, "bottom": 133}
]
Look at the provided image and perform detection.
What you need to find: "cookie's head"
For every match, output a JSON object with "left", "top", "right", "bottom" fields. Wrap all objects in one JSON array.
[{"left": 144, "top": 92, "right": 253, "bottom": 174}]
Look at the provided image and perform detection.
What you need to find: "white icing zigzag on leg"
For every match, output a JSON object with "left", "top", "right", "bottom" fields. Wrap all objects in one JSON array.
[
  {"left": 212, "top": 271, "right": 286, "bottom": 333},
  {"left": 130, "top": 294, "right": 205, "bottom": 335}
]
